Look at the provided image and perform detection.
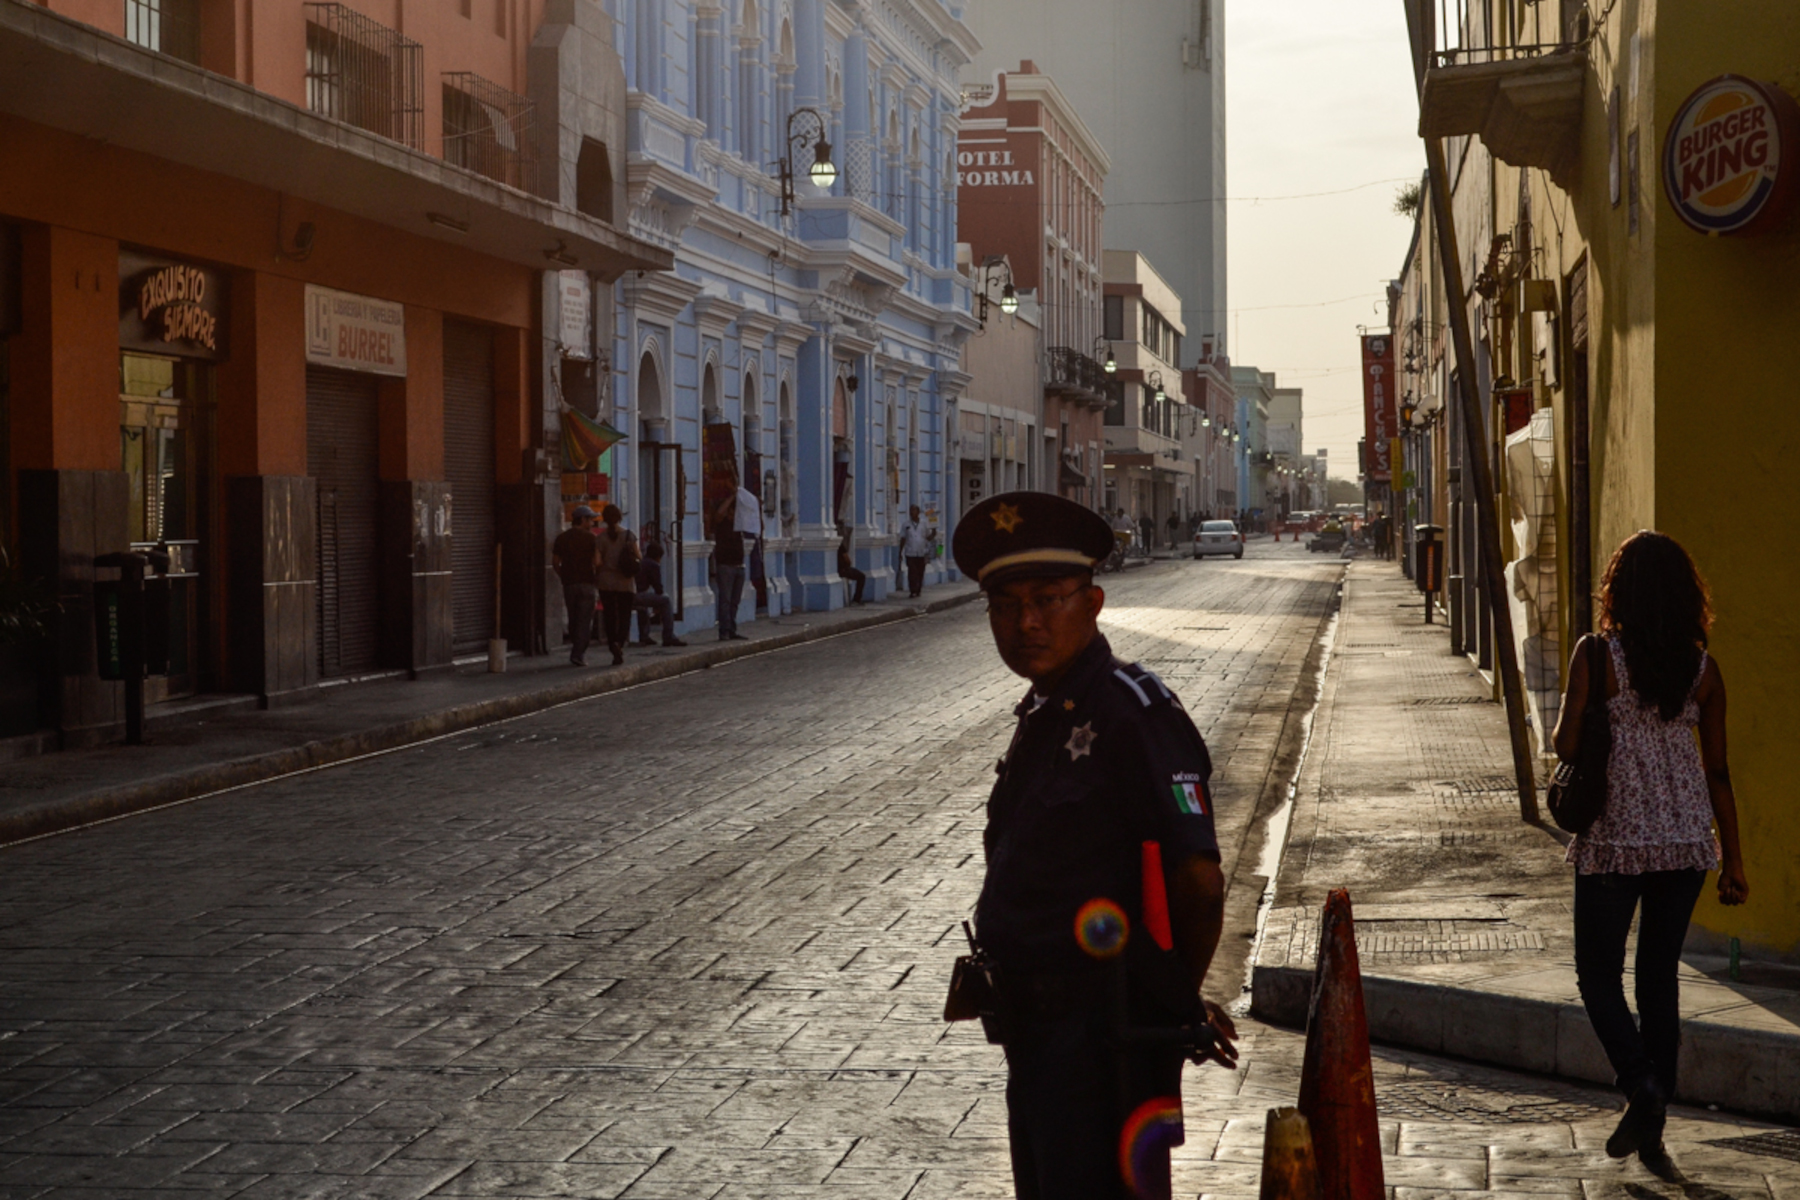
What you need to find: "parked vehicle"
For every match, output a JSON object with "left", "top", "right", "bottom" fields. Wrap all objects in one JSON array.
[{"left": 1193, "top": 519, "right": 1244, "bottom": 560}]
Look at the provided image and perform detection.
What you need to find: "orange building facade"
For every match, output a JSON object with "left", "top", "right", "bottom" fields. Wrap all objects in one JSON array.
[
  {"left": 0, "top": 0, "right": 668, "bottom": 746},
  {"left": 956, "top": 62, "right": 1112, "bottom": 510}
]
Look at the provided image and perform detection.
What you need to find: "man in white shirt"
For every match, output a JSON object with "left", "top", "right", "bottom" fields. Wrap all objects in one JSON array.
[{"left": 898, "top": 504, "right": 936, "bottom": 598}]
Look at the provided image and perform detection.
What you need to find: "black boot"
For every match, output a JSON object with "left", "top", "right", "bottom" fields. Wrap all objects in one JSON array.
[{"left": 1605, "top": 1078, "right": 1667, "bottom": 1159}]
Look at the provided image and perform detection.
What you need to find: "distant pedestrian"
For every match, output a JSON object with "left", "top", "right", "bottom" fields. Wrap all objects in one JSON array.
[
  {"left": 593, "top": 504, "right": 641, "bottom": 667},
  {"left": 1139, "top": 512, "right": 1155, "bottom": 555},
  {"left": 1166, "top": 512, "right": 1180, "bottom": 548},
  {"left": 551, "top": 505, "right": 601, "bottom": 667},
  {"left": 713, "top": 494, "right": 748, "bottom": 640},
  {"left": 837, "top": 521, "right": 867, "bottom": 605},
  {"left": 633, "top": 538, "right": 687, "bottom": 648},
  {"left": 1552, "top": 531, "right": 1747, "bottom": 1172},
  {"left": 899, "top": 504, "right": 936, "bottom": 598}
]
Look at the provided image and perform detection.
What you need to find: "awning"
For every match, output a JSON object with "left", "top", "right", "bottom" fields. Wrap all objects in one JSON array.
[
  {"left": 1059, "top": 461, "right": 1087, "bottom": 488},
  {"left": 0, "top": 2, "right": 671, "bottom": 278}
]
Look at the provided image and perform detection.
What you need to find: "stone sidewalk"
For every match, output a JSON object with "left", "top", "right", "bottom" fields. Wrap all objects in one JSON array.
[
  {"left": 1250, "top": 561, "right": 1800, "bottom": 1121},
  {"left": 0, "top": 582, "right": 979, "bottom": 847}
]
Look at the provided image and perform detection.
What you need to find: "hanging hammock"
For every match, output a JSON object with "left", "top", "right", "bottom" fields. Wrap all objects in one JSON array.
[{"left": 561, "top": 406, "right": 626, "bottom": 471}]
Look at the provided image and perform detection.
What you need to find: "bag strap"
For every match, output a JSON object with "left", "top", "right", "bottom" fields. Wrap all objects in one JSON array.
[{"left": 1585, "top": 635, "right": 1609, "bottom": 718}]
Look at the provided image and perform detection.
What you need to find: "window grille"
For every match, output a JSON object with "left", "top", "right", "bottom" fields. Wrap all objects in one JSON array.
[
  {"left": 304, "top": 4, "right": 423, "bottom": 150},
  {"left": 124, "top": 0, "right": 200, "bottom": 64},
  {"left": 442, "top": 74, "right": 538, "bottom": 192}
]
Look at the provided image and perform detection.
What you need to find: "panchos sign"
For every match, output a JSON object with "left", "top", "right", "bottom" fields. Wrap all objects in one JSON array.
[
  {"left": 119, "top": 251, "right": 229, "bottom": 360},
  {"left": 1359, "top": 335, "right": 1396, "bottom": 484},
  {"left": 305, "top": 285, "right": 407, "bottom": 376},
  {"left": 1662, "top": 74, "right": 1800, "bottom": 236}
]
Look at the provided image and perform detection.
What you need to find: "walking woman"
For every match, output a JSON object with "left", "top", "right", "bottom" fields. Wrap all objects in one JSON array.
[{"left": 1552, "top": 532, "right": 1748, "bottom": 1168}]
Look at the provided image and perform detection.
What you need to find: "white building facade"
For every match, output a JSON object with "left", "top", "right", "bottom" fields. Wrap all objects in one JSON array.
[{"left": 595, "top": 0, "right": 980, "bottom": 627}]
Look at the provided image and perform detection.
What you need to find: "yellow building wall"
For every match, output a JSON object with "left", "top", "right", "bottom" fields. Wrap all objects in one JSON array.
[{"left": 1652, "top": 2, "right": 1800, "bottom": 957}]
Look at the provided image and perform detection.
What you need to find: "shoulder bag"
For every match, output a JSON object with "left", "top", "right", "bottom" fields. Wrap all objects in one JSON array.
[
  {"left": 615, "top": 532, "right": 642, "bottom": 581},
  {"left": 1547, "top": 635, "right": 1612, "bottom": 835}
]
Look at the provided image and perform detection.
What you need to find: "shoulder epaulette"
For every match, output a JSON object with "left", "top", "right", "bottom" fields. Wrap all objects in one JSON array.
[{"left": 1112, "top": 662, "right": 1174, "bottom": 708}]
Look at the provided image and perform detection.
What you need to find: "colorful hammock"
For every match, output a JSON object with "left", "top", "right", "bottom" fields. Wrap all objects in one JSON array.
[{"left": 561, "top": 407, "right": 626, "bottom": 471}]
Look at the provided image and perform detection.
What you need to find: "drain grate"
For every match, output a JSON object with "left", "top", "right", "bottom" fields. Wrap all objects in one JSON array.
[
  {"left": 1411, "top": 696, "right": 1496, "bottom": 706},
  {"left": 1378, "top": 1076, "right": 1615, "bottom": 1124},
  {"left": 1705, "top": 1130, "right": 1800, "bottom": 1163},
  {"left": 1441, "top": 776, "right": 1519, "bottom": 794}
]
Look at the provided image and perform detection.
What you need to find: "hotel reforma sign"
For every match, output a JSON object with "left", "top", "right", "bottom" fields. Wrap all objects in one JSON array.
[{"left": 1662, "top": 74, "right": 1800, "bottom": 236}]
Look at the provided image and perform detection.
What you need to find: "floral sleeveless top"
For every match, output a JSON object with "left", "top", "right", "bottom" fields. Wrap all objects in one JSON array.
[{"left": 1566, "top": 637, "right": 1720, "bottom": 875}]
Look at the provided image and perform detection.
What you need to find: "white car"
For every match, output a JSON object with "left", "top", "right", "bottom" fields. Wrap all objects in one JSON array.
[{"left": 1193, "top": 519, "right": 1244, "bottom": 559}]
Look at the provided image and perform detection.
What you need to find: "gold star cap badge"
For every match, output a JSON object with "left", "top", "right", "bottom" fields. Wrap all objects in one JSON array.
[{"left": 991, "top": 502, "right": 1023, "bottom": 534}]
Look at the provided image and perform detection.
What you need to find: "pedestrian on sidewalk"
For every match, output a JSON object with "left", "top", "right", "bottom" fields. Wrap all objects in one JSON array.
[
  {"left": 836, "top": 521, "right": 867, "bottom": 606},
  {"left": 950, "top": 490, "right": 1238, "bottom": 1200},
  {"left": 712, "top": 494, "right": 748, "bottom": 640},
  {"left": 551, "top": 505, "right": 601, "bottom": 667},
  {"left": 899, "top": 504, "right": 935, "bottom": 598},
  {"left": 633, "top": 538, "right": 687, "bottom": 648},
  {"left": 593, "top": 504, "right": 641, "bottom": 667},
  {"left": 1139, "top": 511, "right": 1156, "bottom": 555},
  {"left": 1552, "top": 531, "right": 1748, "bottom": 1171},
  {"left": 1166, "top": 511, "right": 1180, "bottom": 551}
]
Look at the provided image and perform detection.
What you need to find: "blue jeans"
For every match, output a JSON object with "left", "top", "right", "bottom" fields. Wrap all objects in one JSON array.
[
  {"left": 1573, "top": 868, "right": 1706, "bottom": 1098},
  {"left": 715, "top": 564, "right": 746, "bottom": 636}
]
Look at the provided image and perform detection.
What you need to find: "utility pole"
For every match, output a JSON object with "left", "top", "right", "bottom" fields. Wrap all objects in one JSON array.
[{"left": 1403, "top": 0, "right": 1540, "bottom": 824}]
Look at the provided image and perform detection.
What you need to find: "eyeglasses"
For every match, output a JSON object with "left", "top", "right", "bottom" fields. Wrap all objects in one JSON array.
[{"left": 986, "top": 585, "right": 1092, "bottom": 623}]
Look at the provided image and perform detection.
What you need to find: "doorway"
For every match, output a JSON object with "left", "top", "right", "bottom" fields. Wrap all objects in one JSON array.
[{"left": 120, "top": 353, "right": 213, "bottom": 701}]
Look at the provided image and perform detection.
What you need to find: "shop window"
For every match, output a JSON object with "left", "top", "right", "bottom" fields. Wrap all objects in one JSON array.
[
  {"left": 577, "top": 138, "right": 615, "bottom": 223},
  {"left": 443, "top": 74, "right": 537, "bottom": 191},
  {"left": 304, "top": 4, "right": 423, "bottom": 150},
  {"left": 125, "top": 0, "right": 200, "bottom": 64}
]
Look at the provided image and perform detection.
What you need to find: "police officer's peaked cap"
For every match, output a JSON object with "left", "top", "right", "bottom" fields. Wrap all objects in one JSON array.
[{"left": 953, "top": 492, "right": 1115, "bottom": 590}]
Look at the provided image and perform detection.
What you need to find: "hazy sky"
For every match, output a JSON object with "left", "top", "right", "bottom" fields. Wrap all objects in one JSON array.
[{"left": 1226, "top": 0, "right": 1425, "bottom": 480}]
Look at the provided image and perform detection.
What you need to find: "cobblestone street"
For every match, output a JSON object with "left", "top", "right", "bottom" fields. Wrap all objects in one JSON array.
[{"left": 3, "top": 547, "right": 1794, "bottom": 1199}]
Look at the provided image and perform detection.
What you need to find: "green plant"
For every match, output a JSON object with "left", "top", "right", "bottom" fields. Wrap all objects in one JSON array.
[
  {"left": 1393, "top": 182, "right": 1423, "bottom": 220},
  {"left": 0, "top": 543, "right": 56, "bottom": 646}
]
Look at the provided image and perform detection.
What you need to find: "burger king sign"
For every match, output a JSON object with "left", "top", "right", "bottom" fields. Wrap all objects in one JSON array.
[{"left": 1662, "top": 74, "right": 1800, "bottom": 236}]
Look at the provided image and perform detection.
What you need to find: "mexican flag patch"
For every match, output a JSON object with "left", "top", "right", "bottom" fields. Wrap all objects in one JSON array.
[{"left": 1171, "top": 781, "right": 1209, "bottom": 816}]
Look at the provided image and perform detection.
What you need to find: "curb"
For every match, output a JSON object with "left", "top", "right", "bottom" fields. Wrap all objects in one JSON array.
[
  {"left": 0, "top": 590, "right": 982, "bottom": 848},
  {"left": 1252, "top": 955, "right": 1800, "bottom": 1122}
]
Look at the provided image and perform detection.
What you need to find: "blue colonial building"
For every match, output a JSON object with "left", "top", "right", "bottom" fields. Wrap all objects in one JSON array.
[{"left": 580, "top": 0, "right": 978, "bottom": 632}]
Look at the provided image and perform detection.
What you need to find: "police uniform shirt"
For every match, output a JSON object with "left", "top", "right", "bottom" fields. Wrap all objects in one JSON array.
[{"left": 976, "top": 632, "right": 1218, "bottom": 982}]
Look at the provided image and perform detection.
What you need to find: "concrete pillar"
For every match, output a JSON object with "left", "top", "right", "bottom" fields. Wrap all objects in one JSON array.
[
  {"left": 376, "top": 307, "right": 452, "bottom": 674},
  {"left": 218, "top": 270, "right": 317, "bottom": 703},
  {"left": 12, "top": 225, "right": 128, "bottom": 742}
]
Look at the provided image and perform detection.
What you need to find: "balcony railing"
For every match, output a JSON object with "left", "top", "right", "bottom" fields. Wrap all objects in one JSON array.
[
  {"left": 124, "top": 0, "right": 199, "bottom": 64},
  {"left": 1045, "top": 346, "right": 1110, "bottom": 397},
  {"left": 443, "top": 73, "right": 538, "bottom": 192},
  {"left": 304, "top": 3, "right": 423, "bottom": 151}
]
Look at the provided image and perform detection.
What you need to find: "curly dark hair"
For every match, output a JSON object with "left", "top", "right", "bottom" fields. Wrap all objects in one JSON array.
[{"left": 1596, "top": 531, "right": 1712, "bottom": 721}]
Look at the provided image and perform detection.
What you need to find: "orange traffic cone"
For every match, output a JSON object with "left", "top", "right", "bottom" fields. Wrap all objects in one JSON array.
[
  {"left": 1296, "top": 889, "right": 1383, "bottom": 1200},
  {"left": 1259, "top": 1107, "right": 1320, "bottom": 1200}
]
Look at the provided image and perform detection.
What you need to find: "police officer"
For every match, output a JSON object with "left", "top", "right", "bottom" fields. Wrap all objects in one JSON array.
[{"left": 952, "top": 491, "right": 1238, "bottom": 1200}]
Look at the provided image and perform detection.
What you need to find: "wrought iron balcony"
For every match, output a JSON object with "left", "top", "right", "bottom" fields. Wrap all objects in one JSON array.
[
  {"left": 1045, "top": 346, "right": 1112, "bottom": 409},
  {"left": 304, "top": 3, "right": 423, "bottom": 151},
  {"left": 1416, "top": 0, "right": 1583, "bottom": 185},
  {"left": 443, "top": 73, "right": 538, "bottom": 192}
]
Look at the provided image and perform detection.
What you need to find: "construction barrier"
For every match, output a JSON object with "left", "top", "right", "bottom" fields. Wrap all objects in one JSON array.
[
  {"left": 1258, "top": 1107, "right": 1320, "bottom": 1200},
  {"left": 1297, "top": 889, "right": 1384, "bottom": 1200}
]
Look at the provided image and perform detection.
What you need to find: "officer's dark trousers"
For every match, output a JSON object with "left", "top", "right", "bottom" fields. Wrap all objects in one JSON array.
[{"left": 1005, "top": 1014, "right": 1183, "bottom": 1200}]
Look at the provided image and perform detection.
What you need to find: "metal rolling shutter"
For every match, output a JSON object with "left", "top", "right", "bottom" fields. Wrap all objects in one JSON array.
[
  {"left": 306, "top": 367, "right": 381, "bottom": 677},
  {"left": 444, "top": 321, "right": 496, "bottom": 654}
]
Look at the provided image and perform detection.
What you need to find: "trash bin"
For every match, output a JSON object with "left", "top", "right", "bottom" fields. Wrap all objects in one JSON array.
[{"left": 1414, "top": 524, "right": 1443, "bottom": 623}]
